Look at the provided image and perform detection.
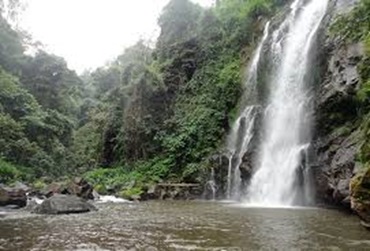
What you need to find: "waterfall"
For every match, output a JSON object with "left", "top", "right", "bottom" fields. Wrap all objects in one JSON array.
[
  {"left": 210, "top": 167, "right": 216, "bottom": 200},
  {"left": 246, "top": 0, "right": 328, "bottom": 206},
  {"left": 204, "top": 167, "right": 217, "bottom": 200},
  {"left": 226, "top": 22, "right": 270, "bottom": 200}
]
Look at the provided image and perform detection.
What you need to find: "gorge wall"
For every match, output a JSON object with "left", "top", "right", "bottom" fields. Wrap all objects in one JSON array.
[
  {"left": 312, "top": 0, "right": 363, "bottom": 208},
  {"left": 209, "top": 0, "right": 370, "bottom": 214}
]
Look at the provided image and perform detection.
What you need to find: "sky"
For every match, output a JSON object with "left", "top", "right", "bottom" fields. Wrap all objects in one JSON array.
[{"left": 20, "top": 0, "right": 215, "bottom": 73}]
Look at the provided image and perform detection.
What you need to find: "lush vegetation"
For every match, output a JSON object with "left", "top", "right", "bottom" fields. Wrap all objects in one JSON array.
[
  {"left": 1, "top": 0, "right": 367, "bottom": 200},
  {"left": 78, "top": 0, "right": 286, "bottom": 193},
  {"left": 0, "top": 2, "right": 84, "bottom": 182},
  {"left": 0, "top": 0, "right": 286, "bottom": 193}
]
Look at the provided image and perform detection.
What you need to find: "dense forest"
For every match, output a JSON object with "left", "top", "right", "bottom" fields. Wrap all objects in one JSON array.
[
  {"left": 0, "top": 0, "right": 286, "bottom": 195},
  {"left": 0, "top": 0, "right": 369, "bottom": 202}
]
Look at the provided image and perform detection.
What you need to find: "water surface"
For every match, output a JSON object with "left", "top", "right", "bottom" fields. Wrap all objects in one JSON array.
[{"left": 0, "top": 201, "right": 369, "bottom": 250}]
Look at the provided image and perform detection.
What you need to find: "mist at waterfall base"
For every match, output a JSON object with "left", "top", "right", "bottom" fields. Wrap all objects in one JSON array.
[{"left": 222, "top": 0, "right": 329, "bottom": 207}]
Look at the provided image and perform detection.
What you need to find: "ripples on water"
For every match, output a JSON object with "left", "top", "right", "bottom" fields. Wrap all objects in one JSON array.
[{"left": 0, "top": 201, "right": 369, "bottom": 251}]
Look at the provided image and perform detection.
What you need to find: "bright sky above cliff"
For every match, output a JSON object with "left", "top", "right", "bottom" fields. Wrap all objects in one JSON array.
[{"left": 20, "top": 0, "right": 214, "bottom": 73}]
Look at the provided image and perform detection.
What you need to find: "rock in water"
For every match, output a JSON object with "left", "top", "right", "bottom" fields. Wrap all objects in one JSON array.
[
  {"left": 38, "top": 178, "right": 95, "bottom": 200},
  {"left": 0, "top": 185, "right": 27, "bottom": 208},
  {"left": 66, "top": 177, "right": 94, "bottom": 200},
  {"left": 33, "top": 194, "right": 97, "bottom": 215}
]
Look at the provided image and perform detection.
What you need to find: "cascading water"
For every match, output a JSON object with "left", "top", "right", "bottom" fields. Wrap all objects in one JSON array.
[
  {"left": 226, "top": 22, "right": 270, "bottom": 200},
  {"left": 246, "top": 0, "right": 329, "bottom": 207}
]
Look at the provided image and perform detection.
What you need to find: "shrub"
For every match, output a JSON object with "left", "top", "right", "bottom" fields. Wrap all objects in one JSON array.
[
  {"left": 0, "top": 159, "right": 21, "bottom": 184},
  {"left": 118, "top": 187, "right": 143, "bottom": 200}
]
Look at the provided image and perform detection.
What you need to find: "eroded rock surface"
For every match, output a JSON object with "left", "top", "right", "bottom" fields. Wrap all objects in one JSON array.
[
  {"left": 311, "top": 0, "right": 366, "bottom": 209},
  {"left": 0, "top": 184, "right": 28, "bottom": 208}
]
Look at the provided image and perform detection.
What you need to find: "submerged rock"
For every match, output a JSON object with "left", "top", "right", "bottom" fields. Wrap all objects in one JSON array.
[{"left": 33, "top": 194, "right": 97, "bottom": 215}]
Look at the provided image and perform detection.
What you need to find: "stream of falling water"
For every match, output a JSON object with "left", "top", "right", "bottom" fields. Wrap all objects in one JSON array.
[
  {"left": 226, "top": 22, "right": 270, "bottom": 200},
  {"left": 246, "top": 0, "right": 329, "bottom": 207}
]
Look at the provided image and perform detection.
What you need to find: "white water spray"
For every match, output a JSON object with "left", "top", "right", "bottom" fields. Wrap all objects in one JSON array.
[
  {"left": 246, "top": 0, "right": 328, "bottom": 206},
  {"left": 226, "top": 22, "right": 270, "bottom": 199}
]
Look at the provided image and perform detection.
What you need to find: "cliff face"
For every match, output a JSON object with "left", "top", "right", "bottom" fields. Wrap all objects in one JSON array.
[
  {"left": 206, "top": 0, "right": 370, "bottom": 211},
  {"left": 312, "top": 0, "right": 364, "bottom": 208}
]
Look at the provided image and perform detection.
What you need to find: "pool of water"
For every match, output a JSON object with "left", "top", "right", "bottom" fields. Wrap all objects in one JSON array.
[{"left": 0, "top": 201, "right": 369, "bottom": 250}]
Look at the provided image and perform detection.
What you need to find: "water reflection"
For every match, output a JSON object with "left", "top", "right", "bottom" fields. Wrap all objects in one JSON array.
[{"left": 0, "top": 201, "right": 369, "bottom": 250}]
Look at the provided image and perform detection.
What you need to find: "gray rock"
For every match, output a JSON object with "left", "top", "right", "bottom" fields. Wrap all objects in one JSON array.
[
  {"left": 312, "top": 0, "right": 364, "bottom": 207},
  {"left": 334, "top": 178, "right": 351, "bottom": 206},
  {"left": 92, "top": 190, "right": 100, "bottom": 200},
  {"left": 208, "top": 153, "right": 232, "bottom": 198},
  {"left": 24, "top": 200, "right": 39, "bottom": 212},
  {"left": 334, "top": 0, "right": 360, "bottom": 15},
  {"left": 36, "top": 178, "right": 95, "bottom": 200},
  {"left": 65, "top": 177, "right": 94, "bottom": 200},
  {"left": 33, "top": 194, "right": 97, "bottom": 215},
  {"left": 13, "top": 182, "right": 31, "bottom": 192},
  {"left": 0, "top": 185, "right": 27, "bottom": 208}
]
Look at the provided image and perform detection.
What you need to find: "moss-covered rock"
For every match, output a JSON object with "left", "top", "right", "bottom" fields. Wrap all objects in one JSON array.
[
  {"left": 350, "top": 166, "right": 370, "bottom": 224},
  {"left": 94, "top": 184, "right": 107, "bottom": 195}
]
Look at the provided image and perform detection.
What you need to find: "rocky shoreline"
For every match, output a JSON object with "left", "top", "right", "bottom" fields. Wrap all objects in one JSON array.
[{"left": 0, "top": 178, "right": 204, "bottom": 215}]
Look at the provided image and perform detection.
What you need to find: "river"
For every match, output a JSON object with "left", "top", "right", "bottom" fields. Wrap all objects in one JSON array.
[{"left": 0, "top": 201, "right": 369, "bottom": 250}]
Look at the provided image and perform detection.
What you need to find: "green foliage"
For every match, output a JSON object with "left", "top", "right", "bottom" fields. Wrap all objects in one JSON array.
[
  {"left": 0, "top": 14, "right": 24, "bottom": 73},
  {"left": 358, "top": 78, "right": 370, "bottom": 103},
  {"left": 0, "top": 68, "right": 76, "bottom": 178},
  {"left": 118, "top": 187, "right": 143, "bottom": 199},
  {"left": 84, "top": 167, "right": 138, "bottom": 194},
  {"left": 0, "top": 67, "right": 40, "bottom": 118},
  {"left": 158, "top": 0, "right": 202, "bottom": 49},
  {"left": 0, "top": 16, "right": 83, "bottom": 181},
  {"left": 351, "top": 164, "right": 370, "bottom": 201},
  {"left": 32, "top": 179, "right": 47, "bottom": 190},
  {"left": 20, "top": 51, "right": 83, "bottom": 117},
  {"left": 330, "top": 0, "right": 370, "bottom": 42},
  {"left": 0, "top": 0, "right": 285, "bottom": 186},
  {"left": 359, "top": 115, "right": 370, "bottom": 164},
  {"left": 0, "top": 158, "right": 21, "bottom": 183},
  {"left": 94, "top": 184, "right": 107, "bottom": 195},
  {"left": 80, "top": 0, "right": 283, "bottom": 185},
  {"left": 133, "top": 157, "right": 174, "bottom": 182}
]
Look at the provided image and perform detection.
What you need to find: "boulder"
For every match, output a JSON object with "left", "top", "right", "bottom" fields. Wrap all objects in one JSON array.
[
  {"left": 65, "top": 177, "right": 94, "bottom": 200},
  {"left": 13, "top": 182, "right": 31, "bottom": 192},
  {"left": 41, "top": 182, "right": 67, "bottom": 198},
  {"left": 32, "top": 194, "right": 97, "bottom": 215},
  {"left": 24, "top": 199, "right": 39, "bottom": 212},
  {"left": 0, "top": 185, "right": 27, "bottom": 208},
  {"left": 313, "top": 127, "right": 360, "bottom": 207},
  {"left": 38, "top": 178, "right": 95, "bottom": 200},
  {"left": 141, "top": 185, "right": 160, "bottom": 200}
]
